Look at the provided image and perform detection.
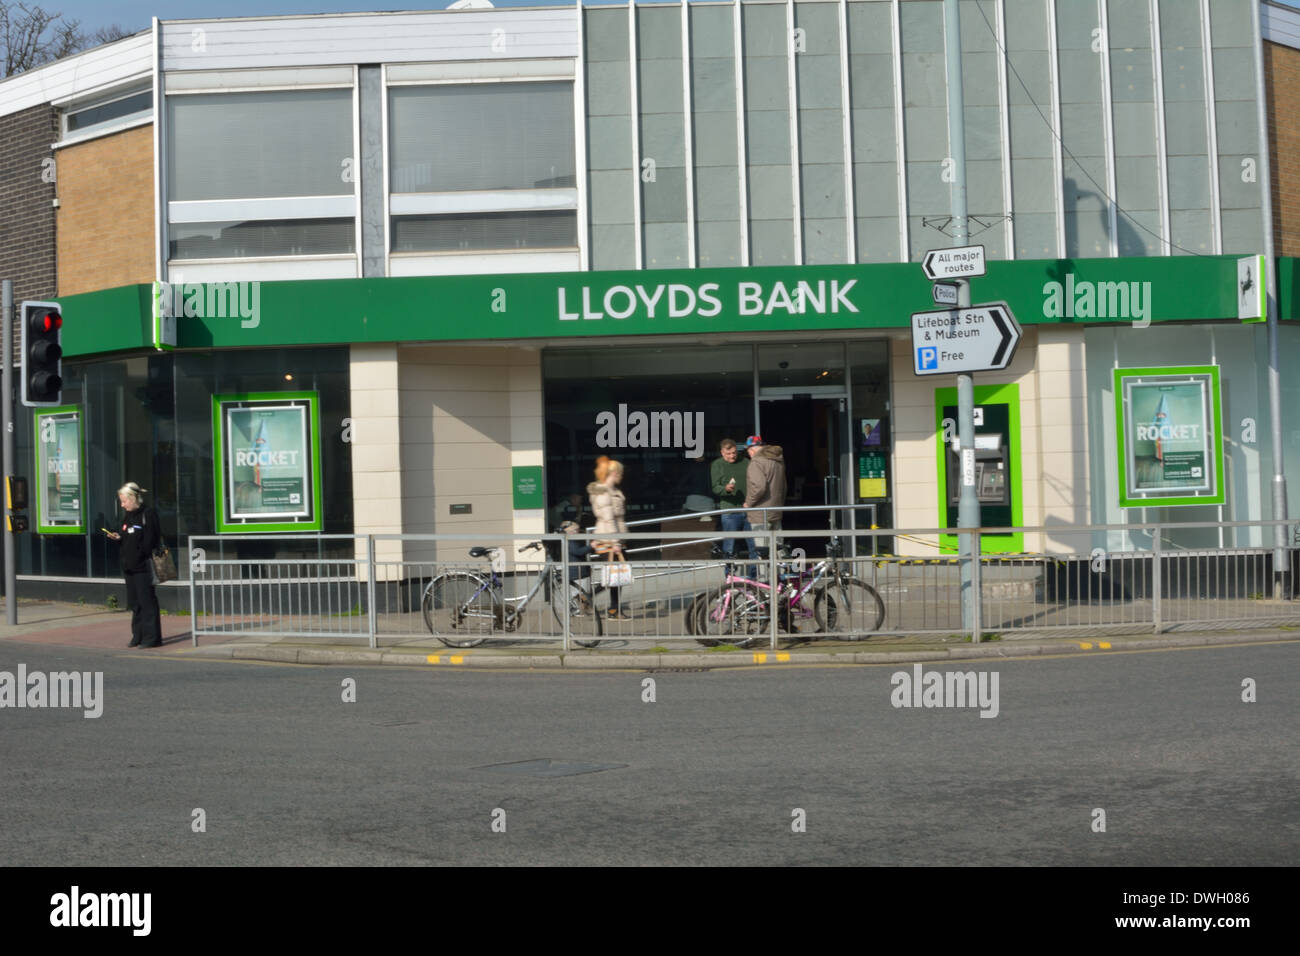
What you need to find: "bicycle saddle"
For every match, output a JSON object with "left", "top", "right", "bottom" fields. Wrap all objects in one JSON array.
[{"left": 468, "top": 547, "right": 492, "bottom": 558}]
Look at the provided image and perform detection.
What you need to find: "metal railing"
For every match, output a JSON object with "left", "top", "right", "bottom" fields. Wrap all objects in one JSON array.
[{"left": 188, "top": 519, "right": 1299, "bottom": 649}]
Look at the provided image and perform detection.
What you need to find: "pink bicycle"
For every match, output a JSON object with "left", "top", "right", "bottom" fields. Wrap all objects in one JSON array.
[{"left": 692, "top": 539, "right": 885, "bottom": 647}]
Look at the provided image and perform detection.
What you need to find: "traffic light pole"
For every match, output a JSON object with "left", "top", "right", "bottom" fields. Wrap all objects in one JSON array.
[{"left": 3, "top": 279, "right": 15, "bottom": 625}]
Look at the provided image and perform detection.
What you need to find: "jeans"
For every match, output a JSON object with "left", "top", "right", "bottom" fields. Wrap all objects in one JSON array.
[{"left": 720, "top": 510, "right": 757, "bottom": 559}]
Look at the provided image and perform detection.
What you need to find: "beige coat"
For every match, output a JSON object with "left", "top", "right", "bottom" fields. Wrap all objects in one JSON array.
[
  {"left": 744, "top": 444, "right": 787, "bottom": 528},
  {"left": 587, "top": 480, "right": 627, "bottom": 552}
]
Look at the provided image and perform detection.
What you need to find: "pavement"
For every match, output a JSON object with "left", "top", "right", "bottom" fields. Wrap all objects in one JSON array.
[{"left": 1, "top": 596, "right": 1296, "bottom": 669}]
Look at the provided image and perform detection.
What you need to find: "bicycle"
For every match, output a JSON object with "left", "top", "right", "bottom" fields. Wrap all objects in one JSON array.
[
  {"left": 693, "top": 538, "right": 884, "bottom": 647},
  {"left": 421, "top": 540, "right": 602, "bottom": 648}
]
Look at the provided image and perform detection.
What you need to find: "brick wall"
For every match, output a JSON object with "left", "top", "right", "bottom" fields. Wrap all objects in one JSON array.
[
  {"left": 0, "top": 104, "right": 59, "bottom": 302},
  {"left": 56, "top": 124, "right": 155, "bottom": 296},
  {"left": 1266, "top": 40, "right": 1300, "bottom": 257}
]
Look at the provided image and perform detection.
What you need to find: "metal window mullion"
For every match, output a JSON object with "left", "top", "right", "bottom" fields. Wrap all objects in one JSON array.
[
  {"left": 682, "top": 0, "right": 697, "bottom": 269},
  {"left": 629, "top": 0, "right": 644, "bottom": 270},
  {"left": 995, "top": 0, "right": 1015, "bottom": 258},
  {"left": 1048, "top": 0, "right": 1065, "bottom": 257},
  {"left": 381, "top": 63, "right": 392, "bottom": 276},
  {"left": 788, "top": 0, "right": 803, "bottom": 265},
  {"left": 153, "top": 18, "right": 166, "bottom": 280},
  {"left": 576, "top": 0, "right": 592, "bottom": 271},
  {"left": 891, "top": 0, "right": 909, "bottom": 261},
  {"left": 1200, "top": 0, "right": 1222, "bottom": 254},
  {"left": 1099, "top": 0, "right": 1119, "bottom": 256},
  {"left": 838, "top": 0, "right": 856, "bottom": 262},
  {"left": 352, "top": 65, "right": 362, "bottom": 277},
  {"left": 1151, "top": 0, "right": 1172, "bottom": 254},
  {"left": 735, "top": 0, "right": 750, "bottom": 266}
]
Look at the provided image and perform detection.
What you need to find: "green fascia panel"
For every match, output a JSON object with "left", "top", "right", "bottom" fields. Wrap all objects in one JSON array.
[
  {"left": 59, "top": 283, "right": 155, "bottom": 356},
  {"left": 933, "top": 383, "right": 1023, "bottom": 554},
  {"left": 59, "top": 255, "right": 1296, "bottom": 358}
]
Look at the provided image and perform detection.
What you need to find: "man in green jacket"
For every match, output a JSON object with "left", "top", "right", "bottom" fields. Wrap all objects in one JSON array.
[{"left": 711, "top": 438, "right": 756, "bottom": 563}]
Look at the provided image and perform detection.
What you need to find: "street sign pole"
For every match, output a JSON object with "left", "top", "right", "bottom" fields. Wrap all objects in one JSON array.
[{"left": 944, "top": 0, "right": 979, "bottom": 639}]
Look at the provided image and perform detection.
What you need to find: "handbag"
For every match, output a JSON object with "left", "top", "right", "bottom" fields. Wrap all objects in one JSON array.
[
  {"left": 141, "top": 509, "right": 177, "bottom": 583},
  {"left": 601, "top": 561, "right": 634, "bottom": 588},
  {"left": 151, "top": 545, "right": 178, "bottom": 583}
]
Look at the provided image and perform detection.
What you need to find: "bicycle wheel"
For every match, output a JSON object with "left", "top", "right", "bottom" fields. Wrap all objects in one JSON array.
[
  {"left": 813, "top": 577, "right": 886, "bottom": 638},
  {"left": 696, "top": 584, "right": 768, "bottom": 648},
  {"left": 423, "top": 572, "right": 501, "bottom": 648},
  {"left": 551, "top": 578, "right": 603, "bottom": 648},
  {"left": 685, "top": 590, "right": 711, "bottom": 642}
]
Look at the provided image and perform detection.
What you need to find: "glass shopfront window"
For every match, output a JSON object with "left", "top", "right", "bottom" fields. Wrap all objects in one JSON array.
[
  {"left": 544, "top": 339, "right": 894, "bottom": 555},
  {"left": 14, "top": 348, "right": 354, "bottom": 582},
  {"left": 543, "top": 345, "right": 755, "bottom": 526}
]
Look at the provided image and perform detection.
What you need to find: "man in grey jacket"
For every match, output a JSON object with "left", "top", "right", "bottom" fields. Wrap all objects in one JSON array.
[{"left": 743, "top": 434, "right": 787, "bottom": 531}]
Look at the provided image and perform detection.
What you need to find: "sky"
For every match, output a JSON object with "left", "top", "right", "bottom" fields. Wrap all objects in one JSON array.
[
  {"left": 54, "top": 0, "right": 591, "bottom": 36},
  {"left": 45, "top": 0, "right": 1300, "bottom": 40}
]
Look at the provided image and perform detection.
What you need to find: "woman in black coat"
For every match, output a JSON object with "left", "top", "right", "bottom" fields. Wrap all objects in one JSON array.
[{"left": 104, "top": 481, "right": 162, "bottom": 648}]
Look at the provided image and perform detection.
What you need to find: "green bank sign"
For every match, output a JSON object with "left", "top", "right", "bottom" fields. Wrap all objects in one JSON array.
[{"left": 60, "top": 255, "right": 1298, "bottom": 356}]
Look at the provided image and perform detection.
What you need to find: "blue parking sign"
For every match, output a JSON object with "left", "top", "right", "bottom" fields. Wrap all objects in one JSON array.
[{"left": 917, "top": 346, "right": 938, "bottom": 370}]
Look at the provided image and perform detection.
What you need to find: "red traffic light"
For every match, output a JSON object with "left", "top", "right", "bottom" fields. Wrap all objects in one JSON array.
[{"left": 21, "top": 300, "right": 63, "bottom": 407}]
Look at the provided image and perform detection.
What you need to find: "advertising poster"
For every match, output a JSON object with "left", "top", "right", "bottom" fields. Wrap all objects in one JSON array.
[
  {"left": 35, "top": 407, "right": 83, "bottom": 533},
  {"left": 213, "top": 393, "right": 322, "bottom": 532},
  {"left": 1115, "top": 367, "right": 1224, "bottom": 508}
]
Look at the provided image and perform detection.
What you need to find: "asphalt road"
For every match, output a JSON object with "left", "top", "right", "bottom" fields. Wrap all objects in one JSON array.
[{"left": 0, "top": 640, "right": 1295, "bottom": 866}]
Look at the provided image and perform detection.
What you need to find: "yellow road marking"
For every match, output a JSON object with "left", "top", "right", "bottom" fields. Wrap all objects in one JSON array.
[
  {"left": 1077, "top": 642, "right": 1093, "bottom": 649},
  {"left": 1099, "top": 642, "right": 1111, "bottom": 649},
  {"left": 752, "top": 653, "right": 766, "bottom": 663},
  {"left": 776, "top": 652, "right": 791, "bottom": 662},
  {"left": 427, "top": 654, "right": 468, "bottom": 664}
]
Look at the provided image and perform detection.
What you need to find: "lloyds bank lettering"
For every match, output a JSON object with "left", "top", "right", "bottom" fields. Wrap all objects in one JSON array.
[{"left": 557, "top": 279, "right": 859, "bottom": 322}]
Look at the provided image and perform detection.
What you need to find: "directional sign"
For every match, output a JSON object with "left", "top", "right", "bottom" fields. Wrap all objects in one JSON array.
[
  {"left": 932, "top": 282, "right": 958, "bottom": 306},
  {"left": 911, "top": 301, "right": 1021, "bottom": 376},
  {"left": 922, "top": 244, "right": 986, "bottom": 281}
]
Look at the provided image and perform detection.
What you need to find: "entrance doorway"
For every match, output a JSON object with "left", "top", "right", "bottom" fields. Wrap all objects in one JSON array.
[{"left": 757, "top": 392, "right": 849, "bottom": 555}]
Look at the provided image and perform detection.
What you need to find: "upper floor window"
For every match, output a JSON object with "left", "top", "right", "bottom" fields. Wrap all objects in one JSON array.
[
  {"left": 166, "top": 88, "right": 356, "bottom": 260},
  {"left": 388, "top": 81, "right": 577, "bottom": 253},
  {"left": 64, "top": 88, "right": 152, "bottom": 140}
]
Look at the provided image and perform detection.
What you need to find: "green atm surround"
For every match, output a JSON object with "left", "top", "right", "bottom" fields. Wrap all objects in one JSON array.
[{"left": 934, "top": 382, "right": 1023, "bottom": 553}]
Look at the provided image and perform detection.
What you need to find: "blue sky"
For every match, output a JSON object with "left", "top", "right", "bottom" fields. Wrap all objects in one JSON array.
[
  {"left": 58, "top": 0, "right": 593, "bottom": 36},
  {"left": 49, "top": 0, "right": 1300, "bottom": 39}
]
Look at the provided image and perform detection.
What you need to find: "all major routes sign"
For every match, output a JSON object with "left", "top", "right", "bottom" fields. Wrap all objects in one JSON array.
[
  {"left": 911, "top": 301, "right": 1022, "bottom": 375},
  {"left": 921, "top": 244, "right": 986, "bottom": 281}
]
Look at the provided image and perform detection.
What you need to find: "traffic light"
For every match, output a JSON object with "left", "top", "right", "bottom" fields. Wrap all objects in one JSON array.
[
  {"left": 21, "top": 300, "right": 63, "bottom": 407},
  {"left": 6, "top": 476, "right": 28, "bottom": 533}
]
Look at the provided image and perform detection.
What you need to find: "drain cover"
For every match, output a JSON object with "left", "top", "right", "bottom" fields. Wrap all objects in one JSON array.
[{"left": 477, "top": 758, "right": 627, "bottom": 778}]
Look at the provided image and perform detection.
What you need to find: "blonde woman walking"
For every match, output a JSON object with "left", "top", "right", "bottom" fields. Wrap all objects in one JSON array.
[{"left": 588, "top": 456, "right": 630, "bottom": 620}]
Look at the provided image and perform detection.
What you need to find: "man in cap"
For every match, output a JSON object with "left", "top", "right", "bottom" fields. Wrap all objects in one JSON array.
[{"left": 743, "top": 434, "right": 787, "bottom": 532}]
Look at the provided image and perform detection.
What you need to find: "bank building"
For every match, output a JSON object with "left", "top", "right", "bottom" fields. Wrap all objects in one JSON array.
[{"left": 0, "top": 0, "right": 1296, "bottom": 613}]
